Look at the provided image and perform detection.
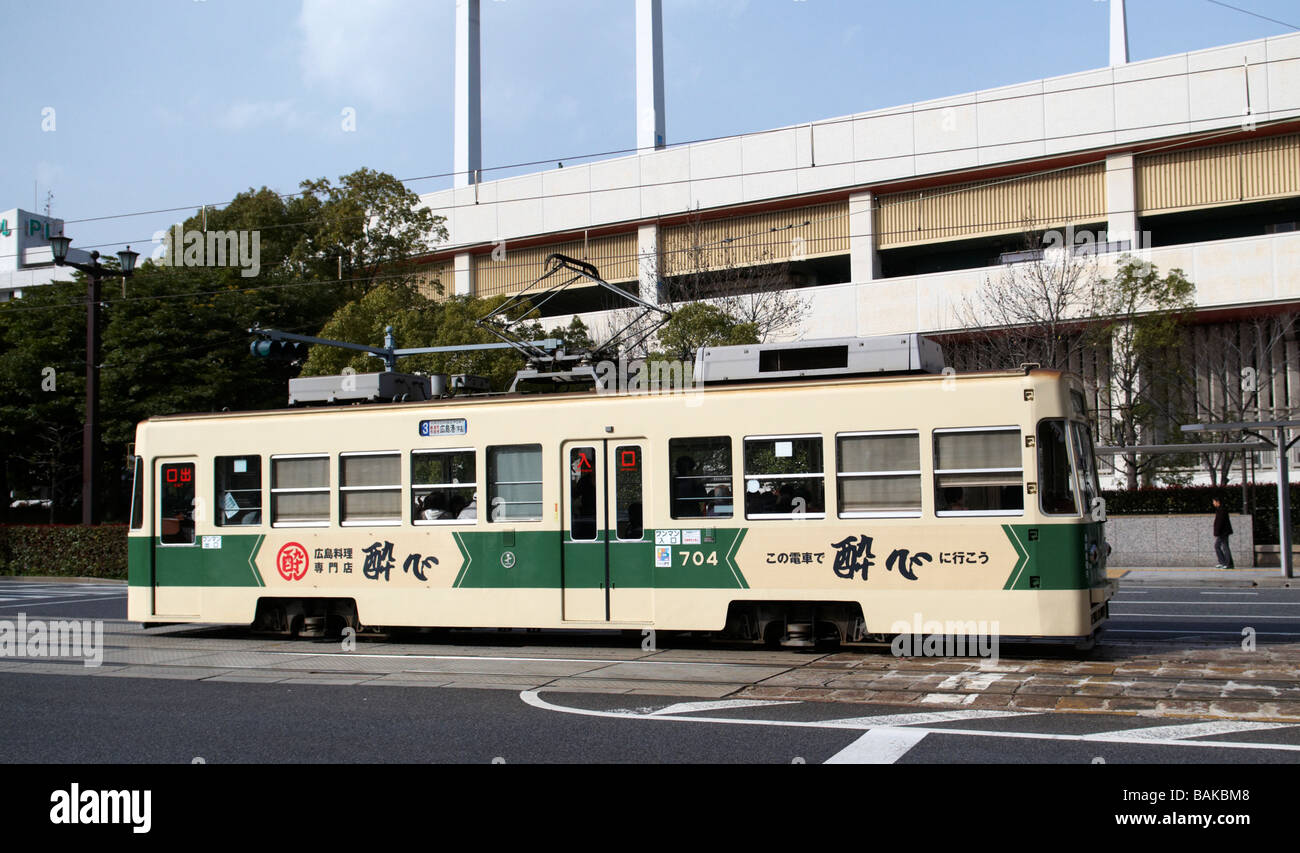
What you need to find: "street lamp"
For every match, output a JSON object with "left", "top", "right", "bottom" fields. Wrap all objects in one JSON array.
[{"left": 50, "top": 236, "right": 138, "bottom": 525}]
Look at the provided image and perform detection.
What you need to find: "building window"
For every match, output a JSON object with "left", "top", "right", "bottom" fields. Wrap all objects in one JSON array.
[
  {"left": 488, "top": 444, "right": 543, "bottom": 522},
  {"left": 836, "top": 431, "right": 921, "bottom": 517},
  {"left": 271, "top": 454, "right": 330, "bottom": 527},
  {"left": 669, "top": 437, "right": 732, "bottom": 519},
  {"left": 216, "top": 455, "right": 262, "bottom": 527},
  {"left": 412, "top": 449, "right": 476, "bottom": 523},
  {"left": 933, "top": 428, "right": 1024, "bottom": 515},
  {"left": 743, "top": 435, "right": 825, "bottom": 519}
]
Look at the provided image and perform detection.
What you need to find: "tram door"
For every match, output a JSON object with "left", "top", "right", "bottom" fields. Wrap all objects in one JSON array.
[
  {"left": 560, "top": 440, "right": 653, "bottom": 623},
  {"left": 152, "top": 458, "right": 201, "bottom": 616}
]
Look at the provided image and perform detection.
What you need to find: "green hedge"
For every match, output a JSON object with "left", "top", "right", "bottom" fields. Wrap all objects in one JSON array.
[
  {"left": 1102, "top": 484, "right": 1300, "bottom": 545},
  {"left": 0, "top": 525, "right": 128, "bottom": 579}
]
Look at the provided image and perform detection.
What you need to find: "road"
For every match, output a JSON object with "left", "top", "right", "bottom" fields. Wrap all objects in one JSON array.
[{"left": 1, "top": 578, "right": 1298, "bottom": 764}]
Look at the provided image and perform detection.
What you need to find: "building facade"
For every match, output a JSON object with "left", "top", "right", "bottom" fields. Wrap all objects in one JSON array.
[{"left": 413, "top": 30, "right": 1300, "bottom": 487}]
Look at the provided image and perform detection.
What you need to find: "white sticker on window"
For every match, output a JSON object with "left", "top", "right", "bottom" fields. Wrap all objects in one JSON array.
[{"left": 775, "top": 441, "right": 793, "bottom": 457}]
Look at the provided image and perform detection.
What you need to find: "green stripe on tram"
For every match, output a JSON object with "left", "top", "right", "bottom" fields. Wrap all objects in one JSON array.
[
  {"left": 1001, "top": 523, "right": 1102, "bottom": 591},
  {"left": 127, "top": 534, "right": 265, "bottom": 587},
  {"left": 451, "top": 528, "right": 749, "bottom": 589}
]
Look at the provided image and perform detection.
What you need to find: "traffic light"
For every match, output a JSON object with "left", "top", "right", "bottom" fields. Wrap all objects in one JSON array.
[{"left": 249, "top": 338, "right": 308, "bottom": 360}]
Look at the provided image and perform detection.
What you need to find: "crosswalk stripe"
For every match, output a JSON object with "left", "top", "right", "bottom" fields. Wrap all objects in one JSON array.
[{"left": 825, "top": 729, "right": 928, "bottom": 764}]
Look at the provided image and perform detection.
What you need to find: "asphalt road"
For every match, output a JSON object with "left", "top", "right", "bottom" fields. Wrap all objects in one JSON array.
[{"left": 1, "top": 578, "right": 1298, "bottom": 765}]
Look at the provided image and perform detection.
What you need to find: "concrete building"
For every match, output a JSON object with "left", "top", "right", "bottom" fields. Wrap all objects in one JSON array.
[
  {"left": 0, "top": 209, "right": 84, "bottom": 302},
  {"left": 413, "top": 11, "right": 1300, "bottom": 487}
]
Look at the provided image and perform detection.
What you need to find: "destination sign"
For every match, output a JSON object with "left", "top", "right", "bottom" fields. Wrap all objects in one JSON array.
[{"left": 419, "top": 418, "right": 468, "bottom": 437}]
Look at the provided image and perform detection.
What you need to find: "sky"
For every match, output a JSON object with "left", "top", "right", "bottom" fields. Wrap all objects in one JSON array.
[{"left": 2, "top": 0, "right": 1298, "bottom": 258}]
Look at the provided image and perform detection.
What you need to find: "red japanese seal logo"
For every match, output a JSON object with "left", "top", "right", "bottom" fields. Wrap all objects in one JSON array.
[{"left": 276, "top": 542, "right": 309, "bottom": 581}]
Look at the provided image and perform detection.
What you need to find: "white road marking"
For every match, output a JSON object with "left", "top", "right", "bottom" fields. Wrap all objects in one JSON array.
[
  {"left": 1085, "top": 720, "right": 1294, "bottom": 741},
  {"left": 1117, "top": 600, "right": 1296, "bottom": 605},
  {"left": 0, "top": 595, "right": 127, "bottom": 609},
  {"left": 1200, "top": 592, "right": 1260, "bottom": 596},
  {"left": 824, "top": 729, "right": 928, "bottom": 764},
  {"left": 519, "top": 691, "right": 1300, "bottom": 753},
  {"left": 818, "top": 709, "right": 1028, "bottom": 728},
  {"left": 646, "top": 699, "right": 797, "bottom": 716},
  {"left": 936, "top": 672, "right": 1005, "bottom": 691}
]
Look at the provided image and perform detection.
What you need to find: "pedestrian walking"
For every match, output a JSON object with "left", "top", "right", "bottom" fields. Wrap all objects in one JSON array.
[{"left": 1212, "top": 496, "right": 1234, "bottom": 569}]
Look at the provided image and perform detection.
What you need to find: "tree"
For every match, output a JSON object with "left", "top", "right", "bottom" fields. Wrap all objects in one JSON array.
[
  {"left": 0, "top": 279, "right": 87, "bottom": 521},
  {"left": 950, "top": 227, "right": 1105, "bottom": 372},
  {"left": 0, "top": 169, "right": 447, "bottom": 522},
  {"left": 292, "top": 168, "right": 447, "bottom": 293},
  {"left": 300, "top": 285, "right": 539, "bottom": 392},
  {"left": 650, "top": 302, "right": 758, "bottom": 364},
  {"left": 660, "top": 206, "right": 808, "bottom": 343},
  {"left": 1090, "top": 259, "right": 1196, "bottom": 489}
]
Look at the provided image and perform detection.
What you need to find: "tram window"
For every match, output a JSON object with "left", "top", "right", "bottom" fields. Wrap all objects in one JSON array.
[
  {"left": 836, "top": 431, "right": 921, "bottom": 517},
  {"left": 669, "top": 437, "right": 732, "bottom": 519},
  {"left": 1071, "top": 422, "right": 1100, "bottom": 518},
  {"left": 488, "top": 444, "right": 543, "bottom": 522},
  {"left": 412, "top": 450, "right": 477, "bottom": 523},
  {"left": 340, "top": 453, "right": 401, "bottom": 525},
  {"left": 271, "top": 455, "right": 330, "bottom": 526},
  {"left": 569, "top": 447, "right": 598, "bottom": 540},
  {"left": 615, "top": 446, "right": 644, "bottom": 540},
  {"left": 933, "top": 428, "right": 1024, "bottom": 515},
  {"left": 159, "top": 462, "right": 196, "bottom": 545},
  {"left": 1037, "top": 421, "right": 1078, "bottom": 515},
  {"left": 743, "top": 435, "right": 826, "bottom": 519},
  {"left": 130, "top": 456, "right": 144, "bottom": 530},
  {"left": 215, "top": 455, "right": 262, "bottom": 526}
]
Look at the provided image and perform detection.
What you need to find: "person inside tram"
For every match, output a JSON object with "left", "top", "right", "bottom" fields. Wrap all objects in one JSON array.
[{"left": 420, "top": 492, "right": 450, "bottom": 520}]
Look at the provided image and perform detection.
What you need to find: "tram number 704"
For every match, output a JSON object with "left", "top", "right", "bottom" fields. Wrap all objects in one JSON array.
[{"left": 679, "top": 550, "right": 719, "bottom": 567}]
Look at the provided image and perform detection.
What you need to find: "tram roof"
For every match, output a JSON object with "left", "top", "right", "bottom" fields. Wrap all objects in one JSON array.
[{"left": 142, "top": 366, "right": 1067, "bottom": 424}]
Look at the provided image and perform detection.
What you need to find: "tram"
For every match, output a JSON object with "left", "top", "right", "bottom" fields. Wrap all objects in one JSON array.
[{"left": 126, "top": 334, "right": 1112, "bottom": 645}]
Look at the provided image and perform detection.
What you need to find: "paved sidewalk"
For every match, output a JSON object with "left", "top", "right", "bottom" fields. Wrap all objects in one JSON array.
[{"left": 1109, "top": 566, "right": 1298, "bottom": 587}]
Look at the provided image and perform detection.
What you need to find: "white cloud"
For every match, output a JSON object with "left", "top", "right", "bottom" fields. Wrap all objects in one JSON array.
[{"left": 297, "top": 0, "right": 443, "bottom": 112}]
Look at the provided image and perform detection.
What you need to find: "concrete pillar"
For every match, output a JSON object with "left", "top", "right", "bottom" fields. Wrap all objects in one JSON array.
[
  {"left": 454, "top": 252, "right": 474, "bottom": 296},
  {"left": 849, "top": 191, "right": 881, "bottom": 282},
  {"left": 636, "top": 0, "right": 666, "bottom": 151},
  {"left": 1110, "top": 0, "right": 1129, "bottom": 66},
  {"left": 455, "top": 0, "right": 482, "bottom": 188},
  {"left": 638, "top": 223, "right": 661, "bottom": 303},
  {"left": 1105, "top": 153, "right": 1138, "bottom": 250}
]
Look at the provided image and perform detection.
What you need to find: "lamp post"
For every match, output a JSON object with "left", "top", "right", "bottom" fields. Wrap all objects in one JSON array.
[{"left": 49, "top": 236, "right": 138, "bottom": 525}]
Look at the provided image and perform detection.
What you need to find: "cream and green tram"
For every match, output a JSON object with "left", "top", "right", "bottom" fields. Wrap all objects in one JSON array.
[{"left": 126, "top": 360, "right": 1112, "bottom": 645}]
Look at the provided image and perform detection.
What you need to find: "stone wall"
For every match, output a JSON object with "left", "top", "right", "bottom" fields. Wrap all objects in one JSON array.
[{"left": 1105, "top": 514, "right": 1253, "bottom": 567}]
